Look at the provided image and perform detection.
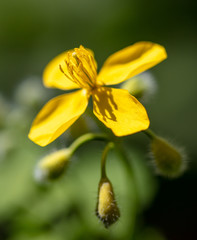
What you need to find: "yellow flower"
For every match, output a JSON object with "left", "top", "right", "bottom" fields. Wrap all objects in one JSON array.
[{"left": 28, "top": 42, "right": 167, "bottom": 146}]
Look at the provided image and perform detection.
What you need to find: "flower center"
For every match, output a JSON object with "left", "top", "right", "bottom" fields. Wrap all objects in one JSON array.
[{"left": 59, "top": 45, "right": 98, "bottom": 90}]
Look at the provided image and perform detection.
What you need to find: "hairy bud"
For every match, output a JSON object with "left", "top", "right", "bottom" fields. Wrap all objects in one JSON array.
[
  {"left": 96, "top": 179, "right": 120, "bottom": 228},
  {"left": 121, "top": 72, "right": 157, "bottom": 102},
  {"left": 34, "top": 148, "right": 72, "bottom": 182},
  {"left": 150, "top": 136, "right": 187, "bottom": 178}
]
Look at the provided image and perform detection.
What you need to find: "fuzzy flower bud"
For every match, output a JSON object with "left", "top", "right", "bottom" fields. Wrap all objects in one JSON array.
[
  {"left": 150, "top": 136, "right": 187, "bottom": 178},
  {"left": 96, "top": 179, "right": 120, "bottom": 228},
  {"left": 34, "top": 148, "right": 72, "bottom": 182},
  {"left": 14, "top": 77, "right": 51, "bottom": 107},
  {"left": 121, "top": 72, "right": 157, "bottom": 102}
]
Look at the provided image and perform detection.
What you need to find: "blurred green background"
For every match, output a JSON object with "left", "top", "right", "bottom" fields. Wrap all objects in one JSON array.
[{"left": 0, "top": 0, "right": 197, "bottom": 239}]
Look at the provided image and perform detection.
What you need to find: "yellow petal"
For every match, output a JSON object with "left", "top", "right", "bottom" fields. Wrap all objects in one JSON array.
[
  {"left": 43, "top": 51, "right": 79, "bottom": 90},
  {"left": 28, "top": 90, "right": 89, "bottom": 146},
  {"left": 92, "top": 87, "right": 149, "bottom": 136},
  {"left": 97, "top": 42, "right": 167, "bottom": 85}
]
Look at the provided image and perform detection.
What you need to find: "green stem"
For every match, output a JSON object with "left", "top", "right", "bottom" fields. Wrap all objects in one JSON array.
[
  {"left": 143, "top": 128, "right": 157, "bottom": 140},
  {"left": 69, "top": 133, "right": 109, "bottom": 155},
  {"left": 100, "top": 142, "right": 114, "bottom": 179}
]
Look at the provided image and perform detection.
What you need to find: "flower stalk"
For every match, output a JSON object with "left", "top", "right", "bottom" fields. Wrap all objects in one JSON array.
[
  {"left": 96, "top": 142, "right": 120, "bottom": 228},
  {"left": 100, "top": 142, "right": 114, "bottom": 179},
  {"left": 35, "top": 133, "right": 108, "bottom": 182}
]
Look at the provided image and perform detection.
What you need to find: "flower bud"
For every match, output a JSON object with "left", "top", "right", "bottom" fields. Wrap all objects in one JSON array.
[
  {"left": 121, "top": 72, "right": 157, "bottom": 102},
  {"left": 34, "top": 148, "right": 72, "bottom": 182},
  {"left": 96, "top": 179, "right": 120, "bottom": 228},
  {"left": 150, "top": 136, "right": 187, "bottom": 178},
  {"left": 14, "top": 77, "right": 51, "bottom": 107}
]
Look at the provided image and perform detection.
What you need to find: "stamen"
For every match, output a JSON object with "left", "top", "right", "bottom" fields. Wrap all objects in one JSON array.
[
  {"left": 76, "top": 58, "right": 95, "bottom": 86},
  {"left": 60, "top": 46, "right": 97, "bottom": 90},
  {"left": 59, "top": 64, "right": 73, "bottom": 82}
]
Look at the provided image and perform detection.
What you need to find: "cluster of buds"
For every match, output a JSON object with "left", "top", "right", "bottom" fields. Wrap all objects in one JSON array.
[
  {"left": 34, "top": 136, "right": 120, "bottom": 228},
  {"left": 33, "top": 131, "right": 187, "bottom": 228}
]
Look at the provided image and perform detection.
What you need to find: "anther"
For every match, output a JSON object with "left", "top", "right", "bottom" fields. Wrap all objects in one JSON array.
[{"left": 60, "top": 46, "right": 98, "bottom": 90}]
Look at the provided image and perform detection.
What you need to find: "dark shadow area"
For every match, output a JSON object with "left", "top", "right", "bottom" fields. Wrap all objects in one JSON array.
[
  {"left": 144, "top": 170, "right": 197, "bottom": 240},
  {"left": 93, "top": 87, "right": 118, "bottom": 122}
]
